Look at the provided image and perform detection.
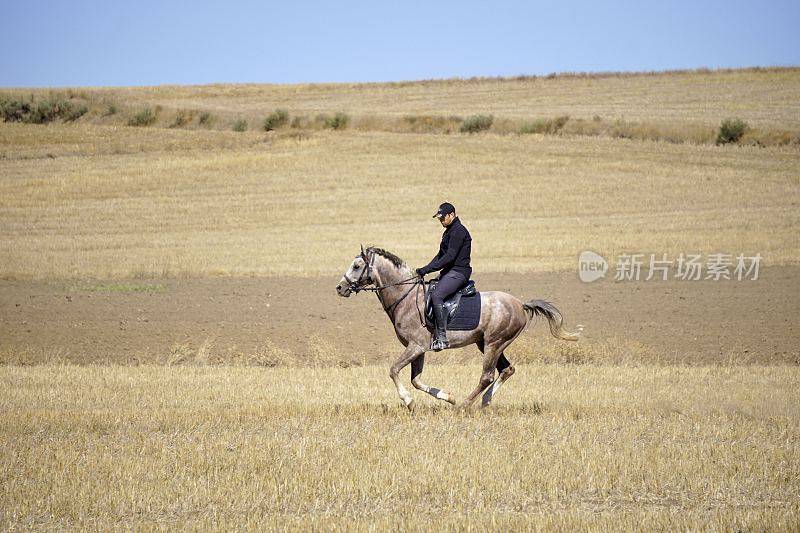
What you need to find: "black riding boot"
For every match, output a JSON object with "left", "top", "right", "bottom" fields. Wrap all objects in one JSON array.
[{"left": 431, "top": 304, "right": 450, "bottom": 351}]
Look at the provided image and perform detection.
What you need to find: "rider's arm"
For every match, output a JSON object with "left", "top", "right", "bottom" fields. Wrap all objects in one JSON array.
[{"left": 418, "top": 226, "right": 465, "bottom": 275}]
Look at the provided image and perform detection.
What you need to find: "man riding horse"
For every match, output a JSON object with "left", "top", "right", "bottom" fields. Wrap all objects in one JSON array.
[
  {"left": 336, "top": 237, "right": 581, "bottom": 410},
  {"left": 415, "top": 202, "right": 472, "bottom": 352}
]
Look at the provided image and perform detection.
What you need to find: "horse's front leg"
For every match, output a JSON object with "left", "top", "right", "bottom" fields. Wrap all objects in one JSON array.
[
  {"left": 411, "top": 354, "right": 456, "bottom": 405},
  {"left": 389, "top": 344, "right": 426, "bottom": 411}
]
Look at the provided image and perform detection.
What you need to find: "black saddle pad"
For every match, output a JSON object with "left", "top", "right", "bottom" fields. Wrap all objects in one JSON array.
[{"left": 446, "top": 292, "right": 481, "bottom": 330}]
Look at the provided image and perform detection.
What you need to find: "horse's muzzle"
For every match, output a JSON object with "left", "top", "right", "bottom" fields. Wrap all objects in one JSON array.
[{"left": 336, "top": 283, "right": 351, "bottom": 297}]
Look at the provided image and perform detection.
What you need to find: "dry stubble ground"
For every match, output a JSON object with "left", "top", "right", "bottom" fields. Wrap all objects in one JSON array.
[
  {"left": 1, "top": 125, "right": 797, "bottom": 279},
  {"left": 1, "top": 365, "right": 799, "bottom": 530}
]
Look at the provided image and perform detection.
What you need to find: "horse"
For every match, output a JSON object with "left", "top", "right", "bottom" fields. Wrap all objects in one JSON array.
[{"left": 336, "top": 246, "right": 581, "bottom": 411}]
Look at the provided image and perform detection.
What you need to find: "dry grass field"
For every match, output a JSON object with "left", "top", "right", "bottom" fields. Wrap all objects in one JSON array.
[
  {"left": 2, "top": 67, "right": 799, "bottom": 279},
  {"left": 1, "top": 124, "right": 797, "bottom": 279},
  {"left": 1, "top": 68, "right": 799, "bottom": 530},
  {"left": 1, "top": 364, "right": 798, "bottom": 530},
  {"left": 9, "top": 66, "right": 800, "bottom": 127}
]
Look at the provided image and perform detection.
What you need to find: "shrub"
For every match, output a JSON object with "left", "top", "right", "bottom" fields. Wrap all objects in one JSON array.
[
  {"left": 460, "top": 114, "right": 493, "bottom": 133},
  {"left": 128, "top": 108, "right": 157, "bottom": 127},
  {"left": 518, "top": 119, "right": 548, "bottom": 134},
  {"left": 290, "top": 115, "right": 308, "bottom": 128},
  {"left": 28, "top": 99, "right": 60, "bottom": 123},
  {"left": 198, "top": 112, "right": 214, "bottom": 126},
  {"left": 518, "top": 115, "right": 569, "bottom": 135},
  {"left": 716, "top": 118, "right": 748, "bottom": 145},
  {"left": 63, "top": 104, "right": 88, "bottom": 122},
  {"left": 169, "top": 110, "right": 194, "bottom": 128},
  {"left": 0, "top": 96, "right": 86, "bottom": 124},
  {"left": 104, "top": 103, "right": 118, "bottom": 116},
  {"left": 0, "top": 98, "right": 32, "bottom": 122},
  {"left": 323, "top": 112, "right": 349, "bottom": 130},
  {"left": 545, "top": 115, "right": 568, "bottom": 132},
  {"left": 232, "top": 119, "right": 248, "bottom": 132},
  {"left": 263, "top": 108, "right": 289, "bottom": 131},
  {"left": 402, "top": 115, "right": 463, "bottom": 134}
]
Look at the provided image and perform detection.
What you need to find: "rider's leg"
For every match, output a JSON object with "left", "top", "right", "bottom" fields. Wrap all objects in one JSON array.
[{"left": 430, "top": 271, "right": 467, "bottom": 351}]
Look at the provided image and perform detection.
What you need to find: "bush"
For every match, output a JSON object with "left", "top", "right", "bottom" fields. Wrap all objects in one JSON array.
[
  {"left": 323, "top": 112, "right": 349, "bottom": 130},
  {"left": 0, "top": 98, "right": 32, "bottom": 122},
  {"left": 232, "top": 119, "right": 248, "bottom": 132},
  {"left": 198, "top": 112, "right": 214, "bottom": 127},
  {"left": 169, "top": 110, "right": 194, "bottom": 128},
  {"left": 104, "top": 103, "right": 118, "bottom": 116},
  {"left": 63, "top": 104, "right": 88, "bottom": 122},
  {"left": 402, "top": 114, "right": 464, "bottom": 134},
  {"left": 716, "top": 118, "right": 748, "bottom": 145},
  {"left": 128, "top": 108, "right": 157, "bottom": 127},
  {"left": 550, "top": 115, "right": 569, "bottom": 132},
  {"left": 263, "top": 108, "right": 289, "bottom": 131},
  {"left": 0, "top": 96, "right": 88, "bottom": 124},
  {"left": 290, "top": 115, "right": 308, "bottom": 128},
  {"left": 29, "top": 99, "right": 60, "bottom": 123},
  {"left": 460, "top": 114, "right": 493, "bottom": 133},
  {"left": 519, "top": 115, "right": 569, "bottom": 135},
  {"left": 518, "top": 119, "right": 547, "bottom": 134}
]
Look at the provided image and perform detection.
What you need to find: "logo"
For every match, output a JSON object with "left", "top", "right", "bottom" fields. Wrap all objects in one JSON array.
[{"left": 578, "top": 251, "right": 608, "bottom": 283}]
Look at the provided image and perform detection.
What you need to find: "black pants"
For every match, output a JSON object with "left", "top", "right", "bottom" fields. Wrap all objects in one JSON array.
[{"left": 431, "top": 270, "right": 467, "bottom": 306}]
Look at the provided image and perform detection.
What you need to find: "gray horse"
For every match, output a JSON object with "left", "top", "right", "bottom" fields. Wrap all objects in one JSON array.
[{"left": 336, "top": 246, "right": 581, "bottom": 411}]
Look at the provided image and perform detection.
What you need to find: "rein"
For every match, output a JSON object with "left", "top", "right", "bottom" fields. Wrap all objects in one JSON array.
[
  {"left": 359, "top": 277, "right": 424, "bottom": 324},
  {"left": 356, "top": 276, "right": 419, "bottom": 292}
]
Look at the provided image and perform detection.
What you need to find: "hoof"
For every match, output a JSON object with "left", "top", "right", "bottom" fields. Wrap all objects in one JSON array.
[
  {"left": 500, "top": 366, "right": 516, "bottom": 381},
  {"left": 445, "top": 392, "right": 457, "bottom": 405},
  {"left": 406, "top": 399, "right": 416, "bottom": 413}
]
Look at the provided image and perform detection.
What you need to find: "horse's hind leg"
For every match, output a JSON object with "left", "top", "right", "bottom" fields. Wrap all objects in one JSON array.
[
  {"left": 482, "top": 353, "right": 515, "bottom": 407},
  {"left": 459, "top": 343, "right": 502, "bottom": 409},
  {"left": 410, "top": 354, "right": 456, "bottom": 405},
  {"left": 496, "top": 353, "right": 511, "bottom": 373}
]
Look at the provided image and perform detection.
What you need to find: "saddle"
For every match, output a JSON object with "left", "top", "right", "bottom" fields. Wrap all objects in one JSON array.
[{"left": 424, "top": 279, "right": 477, "bottom": 329}]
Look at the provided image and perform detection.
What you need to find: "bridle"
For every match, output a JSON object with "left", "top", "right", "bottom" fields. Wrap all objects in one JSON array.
[
  {"left": 342, "top": 249, "right": 376, "bottom": 294},
  {"left": 344, "top": 248, "right": 425, "bottom": 324}
]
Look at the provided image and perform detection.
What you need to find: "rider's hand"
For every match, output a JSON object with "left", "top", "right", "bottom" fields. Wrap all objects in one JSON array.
[{"left": 415, "top": 267, "right": 427, "bottom": 277}]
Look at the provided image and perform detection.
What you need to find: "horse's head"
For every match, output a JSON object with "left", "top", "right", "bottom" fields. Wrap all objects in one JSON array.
[{"left": 336, "top": 245, "right": 374, "bottom": 297}]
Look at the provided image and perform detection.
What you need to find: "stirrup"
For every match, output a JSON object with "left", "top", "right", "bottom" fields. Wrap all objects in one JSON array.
[{"left": 430, "top": 338, "right": 450, "bottom": 352}]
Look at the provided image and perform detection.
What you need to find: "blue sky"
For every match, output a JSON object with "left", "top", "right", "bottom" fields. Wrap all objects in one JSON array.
[{"left": 2, "top": 0, "right": 799, "bottom": 87}]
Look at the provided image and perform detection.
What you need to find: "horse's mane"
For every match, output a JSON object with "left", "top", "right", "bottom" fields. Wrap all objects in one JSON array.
[{"left": 366, "top": 247, "right": 407, "bottom": 269}]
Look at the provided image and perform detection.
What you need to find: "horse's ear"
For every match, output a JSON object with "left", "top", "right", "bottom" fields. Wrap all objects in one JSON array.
[{"left": 360, "top": 244, "right": 366, "bottom": 258}]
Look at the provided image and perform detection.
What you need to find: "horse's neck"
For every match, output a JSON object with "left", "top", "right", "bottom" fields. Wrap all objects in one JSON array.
[
  {"left": 373, "top": 258, "right": 411, "bottom": 293},
  {"left": 373, "top": 259, "right": 421, "bottom": 317}
]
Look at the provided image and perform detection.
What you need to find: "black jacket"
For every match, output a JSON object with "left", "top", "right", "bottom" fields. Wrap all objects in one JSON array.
[{"left": 420, "top": 217, "right": 472, "bottom": 279}]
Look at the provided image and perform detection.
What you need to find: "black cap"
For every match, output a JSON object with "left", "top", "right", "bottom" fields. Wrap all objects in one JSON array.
[{"left": 433, "top": 202, "right": 456, "bottom": 218}]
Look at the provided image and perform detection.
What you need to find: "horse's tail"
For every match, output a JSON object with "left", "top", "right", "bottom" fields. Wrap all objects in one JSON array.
[{"left": 523, "top": 299, "right": 582, "bottom": 341}]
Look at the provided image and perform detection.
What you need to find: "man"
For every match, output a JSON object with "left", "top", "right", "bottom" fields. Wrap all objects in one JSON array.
[{"left": 415, "top": 202, "right": 472, "bottom": 351}]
